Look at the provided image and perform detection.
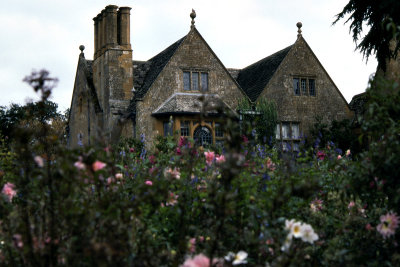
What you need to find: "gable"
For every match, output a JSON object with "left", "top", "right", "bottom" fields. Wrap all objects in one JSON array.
[
  {"left": 236, "top": 45, "right": 292, "bottom": 102},
  {"left": 258, "top": 36, "right": 352, "bottom": 129},
  {"left": 140, "top": 27, "right": 247, "bottom": 112}
]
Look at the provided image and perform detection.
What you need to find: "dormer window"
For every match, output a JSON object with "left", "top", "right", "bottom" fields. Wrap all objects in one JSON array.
[
  {"left": 293, "top": 77, "right": 316, "bottom": 96},
  {"left": 183, "top": 71, "right": 208, "bottom": 91}
]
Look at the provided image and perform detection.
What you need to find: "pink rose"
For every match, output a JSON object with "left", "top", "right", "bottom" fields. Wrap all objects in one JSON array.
[
  {"left": 34, "top": 156, "right": 44, "bottom": 167},
  {"left": 204, "top": 151, "right": 215, "bottom": 166},
  {"left": 145, "top": 180, "right": 153, "bottom": 186},
  {"left": 181, "top": 254, "right": 211, "bottom": 267},
  {"left": 2, "top": 182, "right": 17, "bottom": 202},
  {"left": 92, "top": 160, "right": 106, "bottom": 172},
  {"left": 216, "top": 154, "right": 225, "bottom": 164}
]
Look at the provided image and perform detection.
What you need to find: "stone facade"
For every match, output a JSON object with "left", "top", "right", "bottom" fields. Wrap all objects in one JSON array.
[
  {"left": 67, "top": 6, "right": 352, "bottom": 149},
  {"left": 259, "top": 36, "right": 351, "bottom": 136}
]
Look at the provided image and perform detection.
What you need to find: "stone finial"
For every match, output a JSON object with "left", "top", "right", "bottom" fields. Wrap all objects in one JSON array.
[
  {"left": 297, "top": 22, "right": 302, "bottom": 38},
  {"left": 79, "top": 45, "right": 85, "bottom": 57},
  {"left": 190, "top": 9, "right": 196, "bottom": 29}
]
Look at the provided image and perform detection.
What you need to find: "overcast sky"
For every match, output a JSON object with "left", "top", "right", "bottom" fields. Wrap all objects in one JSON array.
[{"left": 0, "top": 0, "right": 377, "bottom": 111}]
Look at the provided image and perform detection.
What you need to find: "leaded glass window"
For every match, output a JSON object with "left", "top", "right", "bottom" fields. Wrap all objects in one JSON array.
[
  {"left": 301, "top": 79, "right": 307, "bottom": 95},
  {"left": 194, "top": 126, "right": 212, "bottom": 147},
  {"left": 309, "top": 79, "right": 316, "bottom": 96},
  {"left": 183, "top": 72, "right": 191, "bottom": 91},
  {"left": 163, "top": 121, "right": 173, "bottom": 136},
  {"left": 201, "top": 73, "right": 208, "bottom": 91},
  {"left": 183, "top": 71, "right": 208, "bottom": 91},
  {"left": 215, "top": 122, "right": 223, "bottom": 137},
  {"left": 293, "top": 78, "right": 300, "bottom": 95},
  {"left": 180, "top": 121, "right": 190, "bottom": 136},
  {"left": 192, "top": 72, "right": 199, "bottom": 91}
]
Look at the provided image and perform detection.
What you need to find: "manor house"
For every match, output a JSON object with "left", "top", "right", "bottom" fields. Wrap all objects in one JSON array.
[{"left": 68, "top": 5, "right": 352, "bottom": 150}]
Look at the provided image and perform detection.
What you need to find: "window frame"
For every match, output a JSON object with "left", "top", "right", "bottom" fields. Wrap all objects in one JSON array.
[
  {"left": 292, "top": 76, "right": 316, "bottom": 97},
  {"left": 276, "top": 121, "right": 301, "bottom": 152},
  {"left": 183, "top": 70, "right": 209, "bottom": 92}
]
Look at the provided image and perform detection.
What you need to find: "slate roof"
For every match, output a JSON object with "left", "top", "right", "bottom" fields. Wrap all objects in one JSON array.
[
  {"left": 236, "top": 45, "right": 292, "bottom": 102},
  {"left": 135, "top": 36, "right": 186, "bottom": 99},
  {"left": 152, "top": 93, "right": 234, "bottom": 116}
]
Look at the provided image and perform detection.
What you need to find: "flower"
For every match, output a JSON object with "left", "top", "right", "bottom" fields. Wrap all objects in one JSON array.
[
  {"left": 285, "top": 219, "right": 296, "bottom": 231},
  {"left": 215, "top": 154, "right": 225, "bottom": 164},
  {"left": 300, "top": 224, "right": 319, "bottom": 244},
  {"left": 348, "top": 201, "right": 355, "bottom": 209},
  {"left": 317, "top": 151, "right": 326, "bottom": 160},
  {"left": 145, "top": 180, "right": 153, "bottom": 186},
  {"left": 291, "top": 221, "right": 304, "bottom": 238},
  {"left": 13, "top": 234, "right": 23, "bottom": 249},
  {"left": 164, "top": 167, "right": 181, "bottom": 179},
  {"left": 166, "top": 192, "right": 179, "bottom": 206},
  {"left": 310, "top": 198, "right": 323, "bottom": 212},
  {"left": 34, "top": 156, "right": 44, "bottom": 167},
  {"left": 337, "top": 155, "right": 342, "bottom": 160},
  {"left": 149, "top": 155, "right": 156, "bottom": 164},
  {"left": 92, "top": 160, "right": 106, "bottom": 171},
  {"left": 224, "top": 251, "right": 248, "bottom": 265},
  {"left": 345, "top": 149, "right": 351, "bottom": 157},
  {"left": 188, "top": 238, "right": 196, "bottom": 253},
  {"left": 204, "top": 151, "right": 215, "bottom": 166},
  {"left": 266, "top": 157, "right": 276, "bottom": 171},
  {"left": 2, "top": 182, "right": 17, "bottom": 202},
  {"left": 115, "top": 173, "right": 123, "bottom": 179},
  {"left": 181, "top": 254, "right": 212, "bottom": 267},
  {"left": 377, "top": 212, "right": 399, "bottom": 239},
  {"left": 74, "top": 160, "right": 86, "bottom": 170}
]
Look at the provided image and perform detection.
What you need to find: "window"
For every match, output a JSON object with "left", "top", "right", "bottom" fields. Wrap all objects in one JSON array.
[
  {"left": 183, "top": 72, "right": 191, "bottom": 91},
  {"left": 201, "top": 73, "right": 208, "bottom": 91},
  {"left": 194, "top": 126, "right": 213, "bottom": 147},
  {"left": 180, "top": 121, "right": 190, "bottom": 136},
  {"left": 309, "top": 79, "right": 316, "bottom": 96},
  {"left": 183, "top": 71, "right": 209, "bottom": 91},
  {"left": 276, "top": 122, "right": 301, "bottom": 152},
  {"left": 293, "top": 78, "right": 300, "bottom": 95},
  {"left": 163, "top": 121, "right": 173, "bottom": 136},
  {"left": 293, "top": 77, "right": 316, "bottom": 96},
  {"left": 215, "top": 123, "right": 223, "bottom": 137},
  {"left": 301, "top": 79, "right": 307, "bottom": 95}
]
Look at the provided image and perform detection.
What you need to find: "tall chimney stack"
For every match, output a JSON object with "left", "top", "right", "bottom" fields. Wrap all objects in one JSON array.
[
  {"left": 93, "top": 6, "right": 131, "bottom": 59},
  {"left": 118, "top": 7, "right": 132, "bottom": 49}
]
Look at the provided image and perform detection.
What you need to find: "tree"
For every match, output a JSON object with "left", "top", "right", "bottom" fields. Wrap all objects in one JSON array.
[
  {"left": 237, "top": 97, "right": 277, "bottom": 145},
  {"left": 0, "top": 70, "right": 67, "bottom": 144},
  {"left": 334, "top": 0, "right": 400, "bottom": 70}
]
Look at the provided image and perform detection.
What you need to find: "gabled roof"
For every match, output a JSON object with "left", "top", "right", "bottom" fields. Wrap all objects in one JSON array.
[
  {"left": 135, "top": 36, "right": 186, "bottom": 99},
  {"left": 236, "top": 45, "right": 292, "bottom": 102}
]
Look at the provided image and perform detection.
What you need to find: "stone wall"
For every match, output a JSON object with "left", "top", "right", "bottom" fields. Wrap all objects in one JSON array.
[
  {"left": 260, "top": 37, "right": 352, "bottom": 136},
  {"left": 136, "top": 28, "right": 246, "bottom": 144}
]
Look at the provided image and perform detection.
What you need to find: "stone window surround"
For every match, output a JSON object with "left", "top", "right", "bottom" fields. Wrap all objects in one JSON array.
[
  {"left": 276, "top": 121, "right": 301, "bottom": 152},
  {"left": 292, "top": 75, "right": 317, "bottom": 97},
  {"left": 182, "top": 68, "right": 209, "bottom": 92}
]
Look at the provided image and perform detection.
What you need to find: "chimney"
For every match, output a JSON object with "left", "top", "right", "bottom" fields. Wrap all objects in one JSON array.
[
  {"left": 93, "top": 5, "right": 131, "bottom": 59},
  {"left": 118, "top": 7, "right": 132, "bottom": 49}
]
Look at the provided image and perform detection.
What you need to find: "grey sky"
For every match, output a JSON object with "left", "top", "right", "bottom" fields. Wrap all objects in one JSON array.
[{"left": 0, "top": 0, "right": 377, "bottom": 111}]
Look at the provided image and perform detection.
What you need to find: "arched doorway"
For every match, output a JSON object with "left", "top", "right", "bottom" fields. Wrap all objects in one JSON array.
[{"left": 193, "top": 126, "right": 213, "bottom": 147}]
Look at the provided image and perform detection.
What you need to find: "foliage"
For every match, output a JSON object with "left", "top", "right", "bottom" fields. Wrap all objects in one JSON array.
[
  {"left": 1, "top": 70, "right": 400, "bottom": 266},
  {"left": 334, "top": 0, "right": 400, "bottom": 70},
  {"left": 0, "top": 100, "right": 67, "bottom": 145},
  {"left": 237, "top": 97, "right": 277, "bottom": 145},
  {"left": 308, "top": 116, "right": 361, "bottom": 155}
]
